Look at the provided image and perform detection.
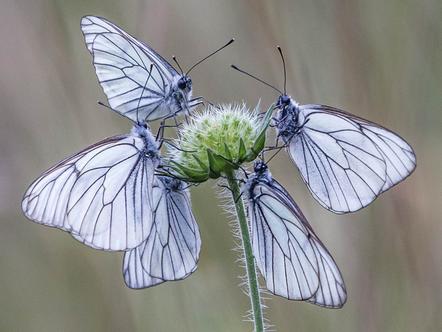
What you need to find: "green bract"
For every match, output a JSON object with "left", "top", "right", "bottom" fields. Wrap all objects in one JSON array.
[{"left": 166, "top": 103, "right": 273, "bottom": 182}]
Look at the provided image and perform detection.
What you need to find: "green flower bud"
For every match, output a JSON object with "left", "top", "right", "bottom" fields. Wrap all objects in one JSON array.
[{"left": 166, "top": 103, "right": 273, "bottom": 182}]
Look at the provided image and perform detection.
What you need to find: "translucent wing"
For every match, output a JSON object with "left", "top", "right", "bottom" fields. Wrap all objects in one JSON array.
[
  {"left": 304, "top": 105, "right": 416, "bottom": 192},
  {"left": 22, "top": 129, "right": 159, "bottom": 250},
  {"left": 122, "top": 246, "right": 164, "bottom": 289},
  {"left": 288, "top": 107, "right": 388, "bottom": 213},
  {"left": 81, "top": 16, "right": 179, "bottom": 122},
  {"left": 247, "top": 176, "right": 346, "bottom": 307},
  {"left": 139, "top": 177, "right": 201, "bottom": 280},
  {"left": 81, "top": 16, "right": 176, "bottom": 73}
]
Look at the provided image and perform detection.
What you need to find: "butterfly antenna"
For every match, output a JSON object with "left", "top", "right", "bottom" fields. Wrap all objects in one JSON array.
[
  {"left": 186, "top": 38, "right": 235, "bottom": 75},
  {"left": 277, "top": 45, "right": 287, "bottom": 94},
  {"left": 230, "top": 65, "right": 283, "bottom": 94},
  {"left": 265, "top": 145, "right": 285, "bottom": 165},
  {"left": 97, "top": 101, "right": 136, "bottom": 124},
  {"left": 172, "top": 56, "right": 184, "bottom": 75}
]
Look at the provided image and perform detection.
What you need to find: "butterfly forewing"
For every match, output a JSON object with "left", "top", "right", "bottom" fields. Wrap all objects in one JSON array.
[
  {"left": 22, "top": 129, "right": 159, "bottom": 251},
  {"left": 139, "top": 177, "right": 201, "bottom": 280},
  {"left": 289, "top": 107, "right": 388, "bottom": 213},
  {"left": 81, "top": 15, "right": 177, "bottom": 74}
]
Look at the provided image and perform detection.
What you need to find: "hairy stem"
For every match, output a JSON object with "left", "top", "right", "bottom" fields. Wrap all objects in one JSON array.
[{"left": 225, "top": 169, "right": 264, "bottom": 332}]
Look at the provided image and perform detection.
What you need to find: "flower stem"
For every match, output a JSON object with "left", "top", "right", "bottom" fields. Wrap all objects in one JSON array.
[{"left": 225, "top": 169, "right": 264, "bottom": 332}]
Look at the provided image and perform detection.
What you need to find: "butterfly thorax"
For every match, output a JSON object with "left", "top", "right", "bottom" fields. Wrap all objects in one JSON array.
[
  {"left": 275, "top": 95, "right": 301, "bottom": 143},
  {"left": 168, "top": 75, "right": 193, "bottom": 115},
  {"left": 131, "top": 123, "right": 160, "bottom": 163}
]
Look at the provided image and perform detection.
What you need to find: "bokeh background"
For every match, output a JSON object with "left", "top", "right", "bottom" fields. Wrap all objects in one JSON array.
[{"left": 1, "top": 0, "right": 440, "bottom": 331}]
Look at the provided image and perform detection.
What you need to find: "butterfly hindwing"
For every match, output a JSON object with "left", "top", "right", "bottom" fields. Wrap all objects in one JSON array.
[{"left": 123, "top": 246, "right": 165, "bottom": 289}]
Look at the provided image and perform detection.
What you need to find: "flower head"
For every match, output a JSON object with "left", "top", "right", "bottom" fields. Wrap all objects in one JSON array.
[{"left": 166, "top": 103, "right": 272, "bottom": 182}]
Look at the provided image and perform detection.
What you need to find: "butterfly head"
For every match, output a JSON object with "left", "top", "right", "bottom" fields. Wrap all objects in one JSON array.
[
  {"left": 277, "top": 94, "right": 291, "bottom": 109},
  {"left": 177, "top": 76, "right": 192, "bottom": 93},
  {"left": 253, "top": 160, "right": 268, "bottom": 176},
  {"left": 252, "top": 160, "right": 272, "bottom": 185}
]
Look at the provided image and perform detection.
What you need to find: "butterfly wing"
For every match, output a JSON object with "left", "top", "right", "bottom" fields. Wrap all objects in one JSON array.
[
  {"left": 81, "top": 16, "right": 176, "bottom": 73},
  {"left": 139, "top": 177, "right": 201, "bottom": 280},
  {"left": 287, "top": 107, "right": 387, "bottom": 213},
  {"left": 304, "top": 105, "right": 416, "bottom": 192},
  {"left": 122, "top": 246, "right": 164, "bottom": 289},
  {"left": 81, "top": 16, "right": 180, "bottom": 122},
  {"left": 248, "top": 177, "right": 346, "bottom": 307},
  {"left": 248, "top": 178, "right": 319, "bottom": 300},
  {"left": 22, "top": 133, "right": 158, "bottom": 250}
]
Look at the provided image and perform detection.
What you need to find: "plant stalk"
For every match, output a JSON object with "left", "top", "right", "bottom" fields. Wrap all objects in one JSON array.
[{"left": 225, "top": 169, "right": 264, "bottom": 332}]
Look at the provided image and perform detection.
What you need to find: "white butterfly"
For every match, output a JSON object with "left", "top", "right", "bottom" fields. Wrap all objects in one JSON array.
[
  {"left": 22, "top": 124, "right": 160, "bottom": 251},
  {"left": 245, "top": 161, "right": 347, "bottom": 308},
  {"left": 81, "top": 16, "right": 233, "bottom": 123},
  {"left": 123, "top": 176, "right": 201, "bottom": 289},
  {"left": 232, "top": 48, "right": 416, "bottom": 213}
]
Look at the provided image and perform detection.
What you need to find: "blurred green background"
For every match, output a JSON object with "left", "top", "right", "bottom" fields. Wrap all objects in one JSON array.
[{"left": 1, "top": 0, "right": 440, "bottom": 331}]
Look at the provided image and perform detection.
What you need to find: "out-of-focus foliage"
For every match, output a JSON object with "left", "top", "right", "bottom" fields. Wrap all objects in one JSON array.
[{"left": 0, "top": 0, "right": 440, "bottom": 331}]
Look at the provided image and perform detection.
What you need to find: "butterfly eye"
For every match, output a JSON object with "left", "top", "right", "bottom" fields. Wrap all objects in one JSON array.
[
  {"left": 143, "top": 123, "right": 148, "bottom": 129},
  {"left": 177, "top": 78, "right": 187, "bottom": 90}
]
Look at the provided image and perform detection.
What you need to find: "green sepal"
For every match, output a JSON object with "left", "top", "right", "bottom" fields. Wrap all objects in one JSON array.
[
  {"left": 246, "top": 104, "right": 274, "bottom": 161},
  {"left": 168, "top": 160, "right": 209, "bottom": 182},
  {"left": 207, "top": 149, "right": 223, "bottom": 178},
  {"left": 223, "top": 143, "right": 233, "bottom": 160},
  {"left": 192, "top": 154, "right": 209, "bottom": 173},
  {"left": 237, "top": 138, "right": 246, "bottom": 162},
  {"left": 261, "top": 103, "right": 275, "bottom": 130},
  {"left": 155, "top": 169, "right": 205, "bottom": 183}
]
